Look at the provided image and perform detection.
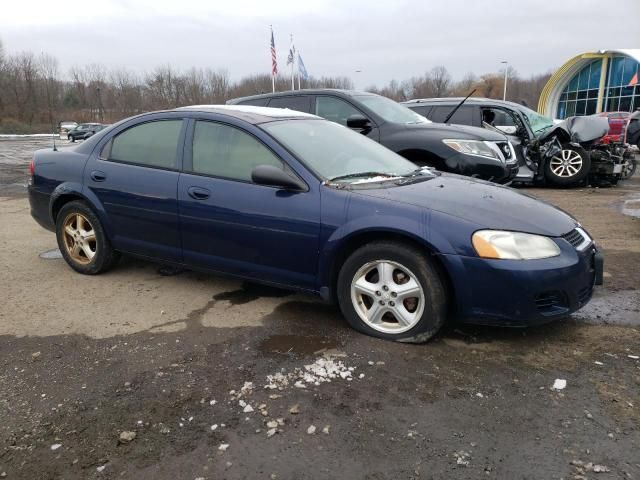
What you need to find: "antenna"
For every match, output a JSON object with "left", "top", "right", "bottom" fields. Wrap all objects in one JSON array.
[{"left": 51, "top": 119, "right": 58, "bottom": 151}]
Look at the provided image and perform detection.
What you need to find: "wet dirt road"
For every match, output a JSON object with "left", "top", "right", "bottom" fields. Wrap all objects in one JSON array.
[{"left": 1, "top": 139, "right": 639, "bottom": 479}]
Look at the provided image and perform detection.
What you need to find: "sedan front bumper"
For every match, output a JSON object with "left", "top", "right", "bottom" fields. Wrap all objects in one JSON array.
[{"left": 439, "top": 241, "right": 600, "bottom": 327}]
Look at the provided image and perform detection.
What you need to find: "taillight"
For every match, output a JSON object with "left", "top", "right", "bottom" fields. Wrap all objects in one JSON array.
[{"left": 29, "top": 159, "right": 35, "bottom": 177}]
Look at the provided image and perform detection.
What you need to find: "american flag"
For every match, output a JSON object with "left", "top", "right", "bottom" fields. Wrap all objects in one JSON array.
[{"left": 270, "top": 28, "right": 278, "bottom": 76}]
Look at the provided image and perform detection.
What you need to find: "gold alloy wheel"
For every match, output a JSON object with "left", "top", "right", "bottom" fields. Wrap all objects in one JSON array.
[{"left": 62, "top": 213, "right": 97, "bottom": 265}]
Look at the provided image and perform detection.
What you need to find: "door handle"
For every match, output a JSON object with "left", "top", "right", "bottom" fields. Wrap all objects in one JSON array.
[
  {"left": 90, "top": 170, "right": 107, "bottom": 182},
  {"left": 187, "top": 186, "right": 211, "bottom": 200}
]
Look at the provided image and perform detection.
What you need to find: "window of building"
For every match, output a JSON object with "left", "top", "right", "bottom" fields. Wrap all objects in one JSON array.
[{"left": 556, "top": 56, "right": 639, "bottom": 119}]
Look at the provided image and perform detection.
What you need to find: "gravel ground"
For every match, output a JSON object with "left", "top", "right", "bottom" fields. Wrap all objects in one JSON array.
[{"left": 1, "top": 138, "right": 639, "bottom": 479}]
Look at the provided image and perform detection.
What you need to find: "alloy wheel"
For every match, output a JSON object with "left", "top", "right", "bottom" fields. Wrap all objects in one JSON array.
[
  {"left": 350, "top": 260, "right": 425, "bottom": 334},
  {"left": 550, "top": 149, "right": 583, "bottom": 178},
  {"left": 62, "top": 212, "right": 97, "bottom": 265}
]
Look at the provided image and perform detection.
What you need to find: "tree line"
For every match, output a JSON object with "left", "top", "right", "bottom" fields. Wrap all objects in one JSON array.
[
  {"left": 366, "top": 65, "right": 551, "bottom": 109},
  {"left": 0, "top": 39, "right": 551, "bottom": 134}
]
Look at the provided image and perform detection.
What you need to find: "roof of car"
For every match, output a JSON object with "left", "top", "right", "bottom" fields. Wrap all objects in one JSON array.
[
  {"left": 227, "top": 89, "right": 374, "bottom": 104},
  {"left": 175, "top": 104, "right": 319, "bottom": 123},
  {"left": 402, "top": 97, "right": 531, "bottom": 110}
]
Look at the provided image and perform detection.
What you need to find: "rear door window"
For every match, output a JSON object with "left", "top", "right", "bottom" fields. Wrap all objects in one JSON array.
[
  {"left": 109, "top": 120, "right": 183, "bottom": 169},
  {"left": 190, "top": 121, "right": 284, "bottom": 182},
  {"left": 433, "top": 105, "right": 474, "bottom": 125},
  {"left": 267, "top": 96, "right": 312, "bottom": 113}
]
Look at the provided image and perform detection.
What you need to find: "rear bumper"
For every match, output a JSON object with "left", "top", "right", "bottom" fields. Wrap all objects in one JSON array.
[
  {"left": 28, "top": 185, "right": 55, "bottom": 232},
  {"left": 440, "top": 243, "right": 600, "bottom": 327}
]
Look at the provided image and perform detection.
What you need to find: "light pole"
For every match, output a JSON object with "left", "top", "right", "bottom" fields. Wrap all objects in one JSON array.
[{"left": 501, "top": 61, "right": 508, "bottom": 101}]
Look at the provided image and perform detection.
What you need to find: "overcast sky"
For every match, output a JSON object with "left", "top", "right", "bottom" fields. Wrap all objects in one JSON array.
[{"left": 1, "top": 0, "right": 638, "bottom": 87}]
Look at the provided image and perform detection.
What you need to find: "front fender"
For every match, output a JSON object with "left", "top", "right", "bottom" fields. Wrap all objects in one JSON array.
[
  {"left": 49, "top": 182, "right": 115, "bottom": 241},
  {"left": 318, "top": 210, "right": 458, "bottom": 294}
]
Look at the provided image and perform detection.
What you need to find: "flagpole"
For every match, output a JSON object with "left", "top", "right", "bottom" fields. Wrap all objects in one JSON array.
[{"left": 290, "top": 34, "right": 295, "bottom": 91}]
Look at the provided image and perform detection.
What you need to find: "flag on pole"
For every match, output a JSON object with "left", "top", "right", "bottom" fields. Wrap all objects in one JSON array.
[
  {"left": 270, "top": 27, "right": 278, "bottom": 76},
  {"left": 287, "top": 35, "right": 296, "bottom": 90},
  {"left": 298, "top": 52, "right": 309, "bottom": 81},
  {"left": 629, "top": 72, "right": 638, "bottom": 87},
  {"left": 287, "top": 37, "right": 296, "bottom": 66}
]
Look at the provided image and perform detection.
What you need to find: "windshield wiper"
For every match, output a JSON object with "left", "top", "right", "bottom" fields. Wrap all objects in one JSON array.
[
  {"left": 329, "top": 171, "right": 398, "bottom": 182},
  {"left": 402, "top": 166, "right": 437, "bottom": 177}
]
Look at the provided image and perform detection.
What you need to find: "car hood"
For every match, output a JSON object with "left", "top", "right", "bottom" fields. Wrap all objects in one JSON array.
[
  {"left": 538, "top": 116, "right": 609, "bottom": 143},
  {"left": 353, "top": 174, "right": 577, "bottom": 236},
  {"left": 404, "top": 121, "right": 507, "bottom": 141}
]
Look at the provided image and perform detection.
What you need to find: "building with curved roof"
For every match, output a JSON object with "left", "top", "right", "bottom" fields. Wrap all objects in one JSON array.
[{"left": 538, "top": 49, "right": 639, "bottom": 119}]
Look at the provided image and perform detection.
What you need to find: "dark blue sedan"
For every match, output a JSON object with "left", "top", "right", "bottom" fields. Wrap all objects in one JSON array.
[{"left": 28, "top": 106, "right": 602, "bottom": 342}]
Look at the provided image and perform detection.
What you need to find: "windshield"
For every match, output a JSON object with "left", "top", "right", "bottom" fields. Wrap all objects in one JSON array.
[
  {"left": 263, "top": 119, "right": 424, "bottom": 183},
  {"left": 356, "top": 95, "right": 430, "bottom": 124},
  {"left": 519, "top": 106, "right": 555, "bottom": 135}
]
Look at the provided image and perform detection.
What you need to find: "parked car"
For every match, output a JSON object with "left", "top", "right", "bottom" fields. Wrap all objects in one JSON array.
[
  {"left": 625, "top": 108, "right": 640, "bottom": 150},
  {"left": 28, "top": 106, "right": 602, "bottom": 343},
  {"left": 403, "top": 97, "right": 619, "bottom": 187},
  {"left": 596, "top": 111, "right": 629, "bottom": 143},
  {"left": 68, "top": 123, "right": 106, "bottom": 142},
  {"left": 59, "top": 121, "right": 78, "bottom": 139},
  {"left": 227, "top": 90, "right": 519, "bottom": 184}
]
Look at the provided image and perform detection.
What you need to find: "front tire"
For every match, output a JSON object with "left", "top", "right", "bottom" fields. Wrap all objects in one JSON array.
[
  {"left": 544, "top": 144, "right": 590, "bottom": 187},
  {"left": 55, "top": 201, "right": 119, "bottom": 274},
  {"left": 337, "top": 241, "right": 447, "bottom": 343},
  {"left": 622, "top": 157, "right": 637, "bottom": 180}
]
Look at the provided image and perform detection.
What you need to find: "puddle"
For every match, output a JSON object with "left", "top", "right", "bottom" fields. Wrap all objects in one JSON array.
[
  {"left": 213, "top": 282, "right": 293, "bottom": 305},
  {"left": 258, "top": 334, "right": 339, "bottom": 357},
  {"left": 39, "top": 248, "right": 62, "bottom": 259},
  {"left": 622, "top": 197, "right": 640, "bottom": 218},
  {"left": 573, "top": 289, "right": 640, "bottom": 326}
]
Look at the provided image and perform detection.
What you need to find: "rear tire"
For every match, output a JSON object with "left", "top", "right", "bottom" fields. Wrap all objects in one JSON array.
[
  {"left": 55, "top": 200, "right": 119, "bottom": 275},
  {"left": 544, "top": 144, "right": 590, "bottom": 187},
  {"left": 337, "top": 241, "right": 447, "bottom": 343}
]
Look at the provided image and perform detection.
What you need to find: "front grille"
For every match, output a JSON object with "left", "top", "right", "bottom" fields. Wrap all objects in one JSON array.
[
  {"left": 562, "top": 229, "right": 585, "bottom": 249},
  {"left": 535, "top": 290, "right": 568, "bottom": 316}
]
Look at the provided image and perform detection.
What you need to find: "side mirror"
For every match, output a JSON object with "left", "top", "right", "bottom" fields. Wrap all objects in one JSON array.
[
  {"left": 251, "top": 165, "right": 306, "bottom": 191},
  {"left": 346, "top": 114, "right": 372, "bottom": 130}
]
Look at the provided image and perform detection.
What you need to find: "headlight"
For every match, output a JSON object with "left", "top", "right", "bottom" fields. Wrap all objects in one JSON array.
[
  {"left": 442, "top": 139, "right": 502, "bottom": 161},
  {"left": 472, "top": 230, "right": 561, "bottom": 260}
]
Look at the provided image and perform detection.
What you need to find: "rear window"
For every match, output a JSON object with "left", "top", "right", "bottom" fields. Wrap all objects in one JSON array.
[{"left": 109, "top": 120, "right": 182, "bottom": 169}]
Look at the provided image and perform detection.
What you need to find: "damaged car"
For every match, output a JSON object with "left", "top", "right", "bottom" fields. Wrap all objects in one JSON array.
[
  {"left": 403, "top": 97, "right": 624, "bottom": 187},
  {"left": 28, "top": 105, "right": 602, "bottom": 343}
]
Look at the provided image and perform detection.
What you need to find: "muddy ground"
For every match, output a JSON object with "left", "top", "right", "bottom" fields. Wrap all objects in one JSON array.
[{"left": 1, "top": 138, "right": 639, "bottom": 480}]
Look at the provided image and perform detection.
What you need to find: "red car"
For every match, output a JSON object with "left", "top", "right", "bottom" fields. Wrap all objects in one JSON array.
[{"left": 596, "top": 111, "right": 629, "bottom": 143}]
